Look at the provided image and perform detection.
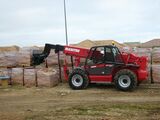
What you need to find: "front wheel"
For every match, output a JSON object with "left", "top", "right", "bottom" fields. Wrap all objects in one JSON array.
[
  {"left": 114, "top": 69, "right": 137, "bottom": 91},
  {"left": 68, "top": 69, "right": 89, "bottom": 90}
]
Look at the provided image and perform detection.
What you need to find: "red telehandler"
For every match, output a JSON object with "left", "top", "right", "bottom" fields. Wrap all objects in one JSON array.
[{"left": 32, "top": 43, "right": 148, "bottom": 91}]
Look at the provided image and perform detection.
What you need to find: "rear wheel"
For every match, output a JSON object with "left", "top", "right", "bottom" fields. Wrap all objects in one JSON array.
[
  {"left": 114, "top": 69, "right": 137, "bottom": 91},
  {"left": 69, "top": 69, "right": 89, "bottom": 90}
]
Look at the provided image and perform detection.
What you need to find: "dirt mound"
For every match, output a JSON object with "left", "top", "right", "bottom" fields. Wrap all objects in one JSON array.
[
  {"left": 0, "top": 45, "right": 19, "bottom": 52},
  {"left": 94, "top": 40, "right": 126, "bottom": 48},
  {"left": 124, "top": 42, "right": 141, "bottom": 48},
  {"left": 71, "top": 39, "right": 94, "bottom": 48},
  {"left": 140, "top": 39, "right": 160, "bottom": 48},
  {"left": 72, "top": 39, "right": 126, "bottom": 48}
]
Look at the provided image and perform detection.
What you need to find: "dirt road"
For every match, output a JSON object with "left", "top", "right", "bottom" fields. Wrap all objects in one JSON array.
[{"left": 0, "top": 83, "right": 160, "bottom": 120}]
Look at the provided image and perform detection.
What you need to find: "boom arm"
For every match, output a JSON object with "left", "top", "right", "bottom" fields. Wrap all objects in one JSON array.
[
  {"left": 32, "top": 43, "right": 90, "bottom": 81},
  {"left": 32, "top": 43, "right": 89, "bottom": 66},
  {"left": 64, "top": 46, "right": 89, "bottom": 58}
]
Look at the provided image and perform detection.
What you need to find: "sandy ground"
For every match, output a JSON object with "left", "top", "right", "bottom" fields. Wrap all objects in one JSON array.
[{"left": 0, "top": 83, "right": 160, "bottom": 120}]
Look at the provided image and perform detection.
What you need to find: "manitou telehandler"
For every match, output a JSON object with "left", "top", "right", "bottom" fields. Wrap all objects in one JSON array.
[{"left": 32, "top": 44, "right": 148, "bottom": 91}]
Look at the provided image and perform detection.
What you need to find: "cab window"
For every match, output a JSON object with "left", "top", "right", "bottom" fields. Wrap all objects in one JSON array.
[
  {"left": 112, "top": 47, "right": 123, "bottom": 63},
  {"left": 86, "top": 47, "right": 105, "bottom": 65},
  {"left": 104, "top": 47, "right": 114, "bottom": 62}
]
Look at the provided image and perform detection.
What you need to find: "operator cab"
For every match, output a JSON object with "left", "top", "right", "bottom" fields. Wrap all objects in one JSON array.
[
  {"left": 83, "top": 45, "right": 124, "bottom": 83},
  {"left": 85, "top": 45, "right": 124, "bottom": 66}
]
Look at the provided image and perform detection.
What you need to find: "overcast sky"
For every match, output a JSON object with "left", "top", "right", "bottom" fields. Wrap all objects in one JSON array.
[{"left": 0, "top": 0, "right": 160, "bottom": 46}]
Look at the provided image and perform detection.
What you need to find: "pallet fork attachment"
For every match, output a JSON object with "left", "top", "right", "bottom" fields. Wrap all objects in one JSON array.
[{"left": 32, "top": 44, "right": 65, "bottom": 82}]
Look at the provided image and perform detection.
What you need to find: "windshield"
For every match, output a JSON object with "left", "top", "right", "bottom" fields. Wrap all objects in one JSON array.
[{"left": 112, "top": 47, "right": 123, "bottom": 63}]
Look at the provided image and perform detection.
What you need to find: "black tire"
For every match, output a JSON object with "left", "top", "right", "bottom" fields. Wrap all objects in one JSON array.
[
  {"left": 68, "top": 68, "right": 89, "bottom": 90},
  {"left": 114, "top": 69, "right": 137, "bottom": 91}
]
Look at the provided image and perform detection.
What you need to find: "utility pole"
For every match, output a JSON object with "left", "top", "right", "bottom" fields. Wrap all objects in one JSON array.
[
  {"left": 58, "top": 0, "right": 68, "bottom": 83},
  {"left": 63, "top": 0, "right": 68, "bottom": 45}
]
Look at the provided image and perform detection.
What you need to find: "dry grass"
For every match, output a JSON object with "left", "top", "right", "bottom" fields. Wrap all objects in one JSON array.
[{"left": 0, "top": 83, "right": 160, "bottom": 120}]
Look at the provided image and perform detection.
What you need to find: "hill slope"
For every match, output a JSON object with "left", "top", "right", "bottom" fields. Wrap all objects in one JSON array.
[
  {"left": 72, "top": 39, "right": 126, "bottom": 48},
  {"left": 140, "top": 39, "right": 160, "bottom": 48}
]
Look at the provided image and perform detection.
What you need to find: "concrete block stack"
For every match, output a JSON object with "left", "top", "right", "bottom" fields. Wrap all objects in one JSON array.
[
  {"left": 0, "top": 51, "right": 18, "bottom": 67},
  {"left": 24, "top": 68, "right": 36, "bottom": 87},
  {"left": 1, "top": 45, "right": 159, "bottom": 86},
  {"left": 0, "top": 46, "right": 60, "bottom": 87},
  {"left": 152, "top": 48, "right": 160, "bottom": 83},
  {"left": 152, "top": 65, "right": 160, "bottom": 83},
  {"left": 37, "top": 68, "right": 59, "bottom": 87},
  {"left": 133, "top": 47, "right": 160, "bottom": 83},
  {"left": 11, "top": 68, "right": 23, "bottom": 85},
  {"left": 46, "top": 50, "right": 64, "bottom": 66},
  {"left": 133, "top": 48, "right": 152, "bottom": 83}
]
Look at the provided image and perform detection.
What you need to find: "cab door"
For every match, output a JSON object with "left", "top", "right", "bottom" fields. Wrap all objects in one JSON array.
[{"left": 85, "top": 46, "right": 113, "bottom": 83}]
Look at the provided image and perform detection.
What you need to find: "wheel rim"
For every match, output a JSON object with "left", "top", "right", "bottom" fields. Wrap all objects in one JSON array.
[
  {"left": 118, "top": 75, "right": 131, "bottom": 88},
  {"left": 71, "top": 74, "right": 83, "bottom": 87}
]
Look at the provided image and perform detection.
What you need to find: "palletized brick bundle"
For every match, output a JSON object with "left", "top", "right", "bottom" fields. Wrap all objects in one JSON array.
[
  {"left": 17, "top": 52, "right": 31, "bottom": 66},
  {"left": 144, "top": 64, "right": 151, "bottom": 83},
  {"left": 0, "top": 46, "right": 60, "bottom": 87},
  {"left": 37, "top": 68, "right": 59, "bottom": 87},
  {"left": 11, "top": 68, "right": 23, "bottom": 85},
  {"left": 16, "top": 48, "right": 31, "bottom": 67},
  {"left": 152, "top": 48, "right": 160, "bottom": 64},
  {"left": 24, "top": 68, "right": 36, "bottom": 87},
  {"left": 46, "top": 50, "right": 64, "bottom": 66},
  {"left": 0, "top": 52, "right": 17, "bottom": 67},
  {"left": 0, "top": 47, "right": 37, "bottom": 68},
  {"left": 133, "top": 48, "right": 152, "bottom": 63},
  {"left": 46, "top": 50, "right": 58, "bottom": 66},
  {"left": 135, "top": 48, "right": 152, "bottom": 53},
  {"left": 152, "top": 65, "right": 160, "bottom": 83},
  {"left": 16, "top": 47, "right": 42, "bottom": 67}
]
